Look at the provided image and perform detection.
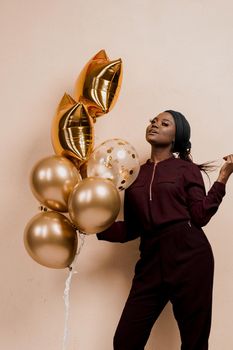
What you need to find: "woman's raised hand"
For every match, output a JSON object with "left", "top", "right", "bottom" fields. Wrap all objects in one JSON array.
[{"left": 217, "top": 154, "right": 233, "bottom": 184}]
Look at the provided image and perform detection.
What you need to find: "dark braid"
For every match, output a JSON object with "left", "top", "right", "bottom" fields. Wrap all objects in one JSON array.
[
  {"left": 167, "top": 110, "right": 217, "bottom": 177},
  {"left": 178, "top": 148, "right": 192, "bottom": 163},
  {"left": 177, "top": 148, "right": 217, "bottom": 184}
]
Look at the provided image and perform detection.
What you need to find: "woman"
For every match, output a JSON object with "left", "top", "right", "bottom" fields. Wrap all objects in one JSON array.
[{"left": 97, "top": 110, "right": 233, "bottom": 350}]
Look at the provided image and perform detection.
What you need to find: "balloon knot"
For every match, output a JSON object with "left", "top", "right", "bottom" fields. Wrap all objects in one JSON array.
[
  {"left": 71, "top": 223, "right": 79, "bottom": 230},
  {"left": 39, "top": 205, "right": 48, "bottom": 212}
]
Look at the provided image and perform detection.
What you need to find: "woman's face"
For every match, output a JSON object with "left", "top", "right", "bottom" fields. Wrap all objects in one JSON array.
[{"left": 146, "top": 112, "right": 176, "bottom": 147}]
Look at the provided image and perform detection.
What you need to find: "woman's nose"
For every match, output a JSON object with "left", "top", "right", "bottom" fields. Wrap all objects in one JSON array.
[{"left": 151, "top": 121, "right": 158, "bottom": 128}]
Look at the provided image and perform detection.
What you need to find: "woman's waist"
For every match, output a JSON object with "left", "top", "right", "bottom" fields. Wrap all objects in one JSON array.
[
  {"left": 139, "top": 219, "right": 204, "bottom": 254},
  {"left": 141, "top": 215, "right": 193, "bottom": 233},
  {"left": 141, "top": 218, "right": 194, "bottom": 238}
]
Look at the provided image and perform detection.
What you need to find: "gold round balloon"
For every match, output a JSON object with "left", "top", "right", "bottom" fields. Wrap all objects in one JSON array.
[
  {"left": 68, "top": 177, "right": 121, "bottom": 234},
  {"left": 24, "top": 211, "right": 78, "bottom": 269},
  {"left": 30, "top": 155, "right": 82, "bottom": 212},
  {"left": 74, "top": 50, "right": 123, "bottom": 119},
  {"left": 51, "top": 94, "right": 94, "bottom": 163}
]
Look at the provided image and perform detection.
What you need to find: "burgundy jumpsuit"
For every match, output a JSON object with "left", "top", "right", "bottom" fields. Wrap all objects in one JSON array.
[{"left": 97, "top": 156, "right": 226, "bottom": 350}]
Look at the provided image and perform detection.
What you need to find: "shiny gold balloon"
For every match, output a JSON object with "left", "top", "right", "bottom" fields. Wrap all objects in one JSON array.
[
  {"left": 68, "top": 177, "right": 121, "bottom": 234},
  {"left": 30, "top": 155, "right": 82, "bottom": 212},
  {"left": 51, "top": 94, "right": 94, "bottom": 163},
  {"left": 86, "top": 139, "right": 140, "bottom": 191},
  {"left": 24, "top": 211, "right": 78, "bottom": 269},
  {"left": 74, "top": 50, "right": 123, "bottom": 119}
]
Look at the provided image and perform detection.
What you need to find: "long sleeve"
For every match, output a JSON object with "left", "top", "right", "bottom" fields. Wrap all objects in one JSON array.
[
  {"left": 186, "top": 165, "right": 226, "bottom": 227},
  {"left": 96, "top": 189, "right": 141, "bottom": 243}
]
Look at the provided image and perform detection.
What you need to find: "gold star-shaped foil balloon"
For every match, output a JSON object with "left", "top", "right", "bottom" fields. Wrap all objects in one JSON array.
[
  {"left": 51, "top": 93, "right": 94, "bottom": 164},
  {"left": 74, "top": 50, "right": 123, "bottom": 120},
  {"left": 51, "top": 50, "right": 123, "bottom": 166}
]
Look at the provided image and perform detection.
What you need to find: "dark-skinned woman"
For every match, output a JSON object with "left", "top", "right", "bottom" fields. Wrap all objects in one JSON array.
[{"left": 97, "top": 110, "right": 233, "bottom": 350}]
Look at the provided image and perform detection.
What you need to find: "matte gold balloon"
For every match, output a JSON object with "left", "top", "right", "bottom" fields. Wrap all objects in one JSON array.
[
  {"left": 30, "top": 155, "right": 82, "bottom": 212},
  {"left": 51, "top": 94, "right": 94, "bottom": 163},
  {"left": 74, "top": 50, "right": 123, "bottom": 119},
  {"left": 24, "top": 211, "right": 78, "bottom": 269},
  {"left": 68, "top": 177, "right": 121, "bottom": 234},
  {"left": 86, "top": 139, "right": 140, "bottom": 191}
]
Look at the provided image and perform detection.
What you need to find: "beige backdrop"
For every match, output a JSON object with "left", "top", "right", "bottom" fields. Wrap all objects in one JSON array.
[{"left": 1, "top": 0, "right": 233, "bottom": 349}]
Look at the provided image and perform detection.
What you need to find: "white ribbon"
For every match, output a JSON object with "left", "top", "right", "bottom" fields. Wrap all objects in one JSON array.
[{"left": 62, "top": 232, "right": 86, "bottom": 350}]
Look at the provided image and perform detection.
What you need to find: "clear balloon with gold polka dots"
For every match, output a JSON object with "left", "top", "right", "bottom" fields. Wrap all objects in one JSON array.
[{"left": 86, "top": 138, "right": 140, "bottom": 191}]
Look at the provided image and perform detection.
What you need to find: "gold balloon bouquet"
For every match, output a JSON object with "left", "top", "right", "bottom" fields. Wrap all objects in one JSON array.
[
  {"left": 24, "top": 49, "right": 126, "bottom": 269},
  {"left": 23, "top": 49, "right": 140, "bottom": 348}
]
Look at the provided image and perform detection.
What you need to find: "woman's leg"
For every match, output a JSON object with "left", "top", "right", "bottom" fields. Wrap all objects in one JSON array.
[
  {"left": 170, "top": 223, "right": 214, "bottom": 350},
  {"left": 113, "top": 286, "right": 168, "bottom": 349},
  {"left": 113, "top": 245, "right": 169, "bottom": 350}
]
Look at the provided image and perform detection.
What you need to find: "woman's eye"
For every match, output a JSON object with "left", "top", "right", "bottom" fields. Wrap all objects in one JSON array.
[{"left": 162, "top": 122, "right": 169, "bottom": 126}]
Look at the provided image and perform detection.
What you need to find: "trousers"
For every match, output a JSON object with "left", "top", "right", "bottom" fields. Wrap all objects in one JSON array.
[{"left": 113, "top": 221, "right": 214, "bottom": 350}]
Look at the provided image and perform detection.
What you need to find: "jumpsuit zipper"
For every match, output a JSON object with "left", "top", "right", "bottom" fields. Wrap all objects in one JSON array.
[{"left": 149, "top": 162, "right": 157, "bottom": 201}]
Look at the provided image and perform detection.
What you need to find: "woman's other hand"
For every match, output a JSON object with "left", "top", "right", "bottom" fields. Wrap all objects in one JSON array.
[{"left": 217, "top": 154, "right": 233, "bottom": 184}]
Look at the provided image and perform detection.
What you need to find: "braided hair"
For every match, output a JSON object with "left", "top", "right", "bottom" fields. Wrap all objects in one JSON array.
[{"left": 165, "top": 110, "right": 216, "bottom": 174}]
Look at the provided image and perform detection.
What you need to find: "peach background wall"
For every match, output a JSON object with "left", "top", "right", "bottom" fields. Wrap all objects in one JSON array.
[{"left": 1, "top": 0, "right": 233, "bottom": 349}]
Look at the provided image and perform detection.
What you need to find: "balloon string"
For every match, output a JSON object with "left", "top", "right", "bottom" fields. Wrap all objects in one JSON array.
[
  {"left": 62, "top": 232, "right": 86, "bottom": 350},
  {"left": 62, "top": 269, "right": 73, "bottom": 350}
]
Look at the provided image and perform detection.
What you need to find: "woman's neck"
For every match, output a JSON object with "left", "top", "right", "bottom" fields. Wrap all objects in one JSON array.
[{"left": 150, "top": 148, "right": 173, "bottom": 163}]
